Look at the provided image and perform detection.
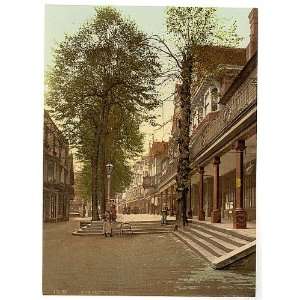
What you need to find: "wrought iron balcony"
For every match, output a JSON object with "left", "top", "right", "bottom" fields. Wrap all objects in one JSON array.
[
  {"left": 190, "top": 69, "right": 257, "bottom": 160},
  {"left": 142, "top": 175, "right": 157, "bottom": 189},
  {"left": 159, "top": 160, "right": 178, "bottom": 187}
]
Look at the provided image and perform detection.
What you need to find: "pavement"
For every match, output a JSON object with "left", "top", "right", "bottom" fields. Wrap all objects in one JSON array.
[
  {"left": 116, "top": 213, "right": 176, "bottom": 223},
  {"left": 43, "top": 217, "right": 255, "bottom": 296}
]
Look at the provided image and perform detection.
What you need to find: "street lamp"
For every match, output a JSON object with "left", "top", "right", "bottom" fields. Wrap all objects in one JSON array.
[{"left": 106, "top": 162, "right": 113, "bottom": 210}]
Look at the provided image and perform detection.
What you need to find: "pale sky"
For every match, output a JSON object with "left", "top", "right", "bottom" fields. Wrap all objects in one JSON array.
[{"left": 45, "top": 5, "right": 251, "bottom": 155}]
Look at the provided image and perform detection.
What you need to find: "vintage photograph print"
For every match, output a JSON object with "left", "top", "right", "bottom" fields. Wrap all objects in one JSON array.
[{"left": 43, "top": 5, "right": 257, "bottom": 297}]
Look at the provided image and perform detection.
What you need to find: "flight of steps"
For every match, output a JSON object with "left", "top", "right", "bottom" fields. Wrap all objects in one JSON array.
[
  {"left": 173, "top": 219, "right": 256, "bottom": 269},
  {"left": 72, "top": 220, "right": 176, "bottom": 236},
  {"left": 129, "top": 220, "right": 176, "bottom": 235},
  {"left": 72, "top": 221, "right": 103, "bottom": 236}
]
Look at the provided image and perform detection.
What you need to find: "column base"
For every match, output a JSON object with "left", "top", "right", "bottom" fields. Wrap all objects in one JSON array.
[
  {"left": 211, "top": 209, "right": 221, "bottom": 223},
  {"left": 233, "top": 209, "right": 247, "bottom": 229},
  {"left": 198, "top": 210, "right": 205, "bottom": 221}
]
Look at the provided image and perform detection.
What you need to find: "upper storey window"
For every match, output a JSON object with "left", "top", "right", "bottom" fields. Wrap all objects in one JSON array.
[
  {"left": 211, "top": 87, "right": 219, "bottom": 112},
  {"left": 204, "top": 91, "right": 210, "bottom": 115},
  {"left": 203, "top": 86, "right": 219, "bottom": 117}
]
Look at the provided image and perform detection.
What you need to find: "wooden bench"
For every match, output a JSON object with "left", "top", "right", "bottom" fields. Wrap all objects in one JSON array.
[{"left": 119, "top": 222, "right": 133, "bottom": 235}]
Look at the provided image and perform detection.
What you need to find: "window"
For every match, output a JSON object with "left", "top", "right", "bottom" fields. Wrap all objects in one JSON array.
[
  {"left": 47, "top": 160, "right": 54, "bottom": 183},
  {"left": 211, "top": 88, "right": 219, "bottom": 111},
  {"left": 60, "top": 168, "right": 64, "bottom": 184},
  {"left": 204, "top": 92, "right": 210, "bottom": 116},
  {"left": 198, "top": 107, "right": 204, "bottom": 123}
]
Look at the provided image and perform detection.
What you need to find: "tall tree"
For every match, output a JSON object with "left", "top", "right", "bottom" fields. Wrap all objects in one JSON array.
[
  {"left": 156, "top": 7, "right": 242, "bottom": 226},
  {"left": 46, "top": 7, "right": 161, "bottom": 220}
]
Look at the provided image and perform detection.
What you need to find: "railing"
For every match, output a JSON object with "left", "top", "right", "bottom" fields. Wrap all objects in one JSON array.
[
  {"left": 159, "top": 160, "right": 178, "bottom": 187},
  {"left": 144, "top": 63, "right": 257, "bottom": 190},
  {"left": 190, "top": 74, "right": 257, "bottom": 159},
  {"left": 142, "top": 175, "right": 157, "bottom": 189}
]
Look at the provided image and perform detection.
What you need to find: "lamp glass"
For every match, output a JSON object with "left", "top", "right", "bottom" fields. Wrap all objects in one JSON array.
[{"left": 106, "top": 162, "right": 113, "bottom": 175}]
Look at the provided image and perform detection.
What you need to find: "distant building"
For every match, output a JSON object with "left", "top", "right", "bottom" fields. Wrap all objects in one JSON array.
[
  {"left": 123, "top": 156, "right": 150, "bottom": 214},
  {"left": 125, "top": 141, "right": 169, "bottom": 215},
  {"left": 43, "top": 111, "right": 74, "bottom": 222},
  {"left": 69, "top": 171, "right": 87, "bottom": 217}
]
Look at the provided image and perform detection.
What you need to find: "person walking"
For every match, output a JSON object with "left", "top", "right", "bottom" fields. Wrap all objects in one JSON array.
[
  {"left": 103, "top": 210, "right": 113, "bottom": 237},
  {"left": 161, "top": 203, "right": 169, "bottom": 225}
]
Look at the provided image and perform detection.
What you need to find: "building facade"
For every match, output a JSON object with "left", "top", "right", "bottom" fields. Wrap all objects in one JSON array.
[
  {"left": 157, "top": 8, "right": 258, "bottom": 228},
  {"left": 124, "top": 9, "right": 257, "bottom": 229},
  {"left": 43, "top": 111, "right": 74, "bottom": 222},
  {"left": 123, "top": 156, "right": 150, "bottom": 214}
]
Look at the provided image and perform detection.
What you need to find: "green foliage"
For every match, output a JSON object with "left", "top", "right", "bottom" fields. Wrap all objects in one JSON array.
[
  {"left": 45, "top": 6, "right": 162, "bottom": 198},
  {"left": 164, "top": 7, "right": 243, "bottom": 226},
  {"left": 76, "top": 162, "right": 92, "bottom": 202},
  {"left": 166, "top": 7, "right": 242, "bottom": 52},
  {"left": 46, "top": 5, "right": 161, "bottom": 154}
]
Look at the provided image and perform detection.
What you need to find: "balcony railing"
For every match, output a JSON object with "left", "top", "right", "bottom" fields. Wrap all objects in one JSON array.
[
  {"left": 159, "top": 160, "right": 178, "bottom": 187},
  {"left": 140, "top": 56, "right": 257, "bottom": 190},
  {"left": 142, "top": 175, "right": 157, "bottom": 189},
  {"left": 191, "top": 73, "right": 257, "bottom": 159}
]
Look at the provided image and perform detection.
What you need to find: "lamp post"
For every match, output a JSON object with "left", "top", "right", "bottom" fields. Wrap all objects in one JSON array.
[{"left": 106, "top": 162, "right": 113, "bottom": 211}]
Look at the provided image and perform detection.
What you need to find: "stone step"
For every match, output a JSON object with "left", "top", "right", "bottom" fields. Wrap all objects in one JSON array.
[
  {"left": 130, "top": 225, "right": 174, "bottom": 230},
  {"left": 188, "top": 224, "right": 247, "bottom": 248},
  {"left": 74, "top": 229, "right": 172, "bottom": 236},
  {"left": 174, "top": 222, "right": 256, "bottom": 269},
  {"left": 188, "top": 222, "right": 249, "bottom": 247},
  {"left": 212, "top": 241, "right": 256, "bottom": 269},
  {"left": 185, "top": 227, "right": 236, "bottom": 252},
  {"left": 173, "top": 231, "right": 217, "bottom": 263},
  {"left": 127, "top": 222, "right": 175, "bottom": 226},
  {"left": 128, "top": 228, "right": 172, "bottom": 233},
  {"left": 189, "top": 219, "right": 255, "bottom": 242},
  {"left": 77, "top": 229, "right": 103, "bottom": 233},
  {"left": 72, "top": 231, "right": 103, "bottom": 236},
  {"left": 178, "top": 229, "right": 227, "bottom": 257},
  {"left": 130, "top": 222, "right": 175, "bottom": 225},
  {"left": 132, "top": 231, "right": 172, "bottom": 235}
]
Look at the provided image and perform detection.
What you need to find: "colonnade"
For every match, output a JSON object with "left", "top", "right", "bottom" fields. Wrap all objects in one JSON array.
[{"left": 197, "top": 139, "right": 247, "bottom": 229}]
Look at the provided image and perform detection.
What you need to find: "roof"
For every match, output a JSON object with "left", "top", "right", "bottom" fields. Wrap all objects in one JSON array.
[
  {"left": 194, "top": 45, "right": 246, "bottom": 72},
  {"left": 44, "top": 109, "right": 69, "bottom": 145},
  {"left": 191, "top": 45, "right": 247, "bottom": 98}
]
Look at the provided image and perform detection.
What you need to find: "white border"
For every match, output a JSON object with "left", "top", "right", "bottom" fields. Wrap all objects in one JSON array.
[{"left": 2, "top": 0, "right": 300, "bottom": 299}]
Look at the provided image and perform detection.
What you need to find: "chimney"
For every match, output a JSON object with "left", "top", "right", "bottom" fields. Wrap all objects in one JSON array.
[{"left": 247, "top": 8, "right": 258, "bottom": 60}]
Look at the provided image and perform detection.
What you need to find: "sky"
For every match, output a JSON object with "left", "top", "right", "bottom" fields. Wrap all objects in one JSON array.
[{"left": 45, "top": 5, "right": 251, "bottom": 156}]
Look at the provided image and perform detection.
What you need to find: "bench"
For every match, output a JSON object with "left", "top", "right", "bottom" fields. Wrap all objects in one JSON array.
[{"left": 119, "top": 222, "right": 133, "bottom": 235}]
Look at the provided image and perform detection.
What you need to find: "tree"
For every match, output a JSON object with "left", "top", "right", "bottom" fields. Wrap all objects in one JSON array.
[
  {"left": 158, "top": 7, "right": 242, "bottom": 226},
  {"left": 46, "top": 7, "right": 161, "bottom": 220}
]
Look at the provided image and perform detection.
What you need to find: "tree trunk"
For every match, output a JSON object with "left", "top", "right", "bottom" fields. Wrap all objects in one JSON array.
[
  {"left": 98, "top": 135, "right": 106, "bottom": 218},
  {"left": 176, "top": 52, "right": 192, "bottom": 227},
  {"left": 91, "top": 155, "right": 100, "bottom": 221}
]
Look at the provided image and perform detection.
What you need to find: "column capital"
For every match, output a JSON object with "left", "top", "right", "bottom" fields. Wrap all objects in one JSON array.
[
  {"left": 234, "top": 139, "right": 246, "bottom": 151},
  {"left": 213, "top": 156, "right": 220, "bottom": 165},
  {"left": 197, "top": 165, "right": 205, "bottom": 174}
]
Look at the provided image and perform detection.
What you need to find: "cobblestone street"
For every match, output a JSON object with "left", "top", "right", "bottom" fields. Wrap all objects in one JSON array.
[{"left": 43, "top": 218, "right": 255, "bottom": 296}]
